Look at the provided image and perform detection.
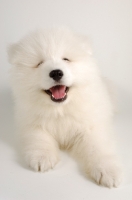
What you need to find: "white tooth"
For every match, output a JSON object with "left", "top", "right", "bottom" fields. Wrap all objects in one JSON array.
[
  {"left": 63, "top": 93, "right": 66, "bottom": 98},
  {"left": 52, "top": 94, "right": 55, "bottom": 98}
]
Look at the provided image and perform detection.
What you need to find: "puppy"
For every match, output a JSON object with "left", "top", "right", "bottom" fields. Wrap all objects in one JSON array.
[{"left": 8, "top": 28, "right": 122, "bottom": 187}]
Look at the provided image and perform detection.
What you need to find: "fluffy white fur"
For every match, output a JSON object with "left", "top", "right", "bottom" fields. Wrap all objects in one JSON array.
[{"left": 8, "top": 28, "right": 122, "bottom": 187}]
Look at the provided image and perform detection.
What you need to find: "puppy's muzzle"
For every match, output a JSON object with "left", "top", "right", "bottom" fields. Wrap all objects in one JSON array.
[{"left": 44, "top": 69, "right": 70, "bottom": 103}]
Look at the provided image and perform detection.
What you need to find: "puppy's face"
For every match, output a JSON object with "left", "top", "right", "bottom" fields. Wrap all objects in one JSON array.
[
  {"left": 40, "top": 59, "right": 72, "bottom": 103},
  {"left": 8, "top": 28, "right": 94, "bottom": 105}
]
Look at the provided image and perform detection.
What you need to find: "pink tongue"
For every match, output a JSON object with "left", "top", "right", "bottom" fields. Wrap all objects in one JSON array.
[{"left": 50, "top": 85, "right": 66, "bottom": 99}]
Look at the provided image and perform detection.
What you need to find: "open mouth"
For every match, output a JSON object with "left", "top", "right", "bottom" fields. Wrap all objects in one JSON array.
[{"left": 45, "top": 85, "right": 69, "bottom": 102}]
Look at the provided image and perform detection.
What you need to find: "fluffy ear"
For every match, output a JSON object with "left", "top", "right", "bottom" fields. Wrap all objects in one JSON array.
[{"left": 7, "top": 43, "right": 20, "bottom": 65}]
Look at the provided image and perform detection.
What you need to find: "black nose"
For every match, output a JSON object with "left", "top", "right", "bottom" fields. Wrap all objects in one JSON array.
[{"left": 49, "top": 69, "right": 63, "bottom": 81}]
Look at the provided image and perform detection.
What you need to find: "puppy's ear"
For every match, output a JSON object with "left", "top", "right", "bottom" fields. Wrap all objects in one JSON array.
[{"left": 7, "top": 43, "right": 20, "bottom": 65}]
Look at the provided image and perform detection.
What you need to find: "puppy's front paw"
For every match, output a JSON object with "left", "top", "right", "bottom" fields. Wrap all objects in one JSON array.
[
  {"left": 24, "top": 149, "right": 60, "bottom": 172},
  {"left": 88, "top": 157, "right": 122, "bottom": 188}
]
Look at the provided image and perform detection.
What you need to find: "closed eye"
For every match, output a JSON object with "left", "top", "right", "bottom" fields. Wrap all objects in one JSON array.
[
  {"left": 37, "top": 61, "right": 43, "bottom": 67},
  {"left": 62, "top": 58, "right": 70, "bottom": 62}
]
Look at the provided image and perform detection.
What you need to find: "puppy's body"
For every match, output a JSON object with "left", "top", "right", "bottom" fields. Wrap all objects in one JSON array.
[{"left": 8, "top": 28, "right": 121, "bottom": 187}]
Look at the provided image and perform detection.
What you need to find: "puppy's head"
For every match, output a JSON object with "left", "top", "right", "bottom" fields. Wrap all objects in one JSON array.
[{"left": 8, "top": 28, "right": 95, "bottom": 105}]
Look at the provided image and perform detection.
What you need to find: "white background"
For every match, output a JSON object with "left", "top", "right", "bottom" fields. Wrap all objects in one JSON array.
[{"left": 0, "top": 0, "right": 132, "bottom": 199}]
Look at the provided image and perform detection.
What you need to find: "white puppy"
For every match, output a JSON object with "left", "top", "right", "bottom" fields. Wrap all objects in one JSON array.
[{"left": 8, "top": 28, "right": 122, "bottom": 187}]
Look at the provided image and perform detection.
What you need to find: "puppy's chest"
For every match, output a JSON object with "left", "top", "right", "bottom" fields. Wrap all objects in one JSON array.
[{"left": 43, "top": 114, "right": 85, "bottom": 147}]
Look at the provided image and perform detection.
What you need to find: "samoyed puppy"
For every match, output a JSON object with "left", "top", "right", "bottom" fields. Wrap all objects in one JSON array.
[{"left": 8, "top": 28, "right": 122, "bottom": 187}]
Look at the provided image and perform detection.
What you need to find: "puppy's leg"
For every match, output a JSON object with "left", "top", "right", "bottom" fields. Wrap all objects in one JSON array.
[
  {"left": 20, "top": 128, "right": 60, "bottom": 172},
  {"left": 71, "top": 125, "right": 122, "bottom": 187}
]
